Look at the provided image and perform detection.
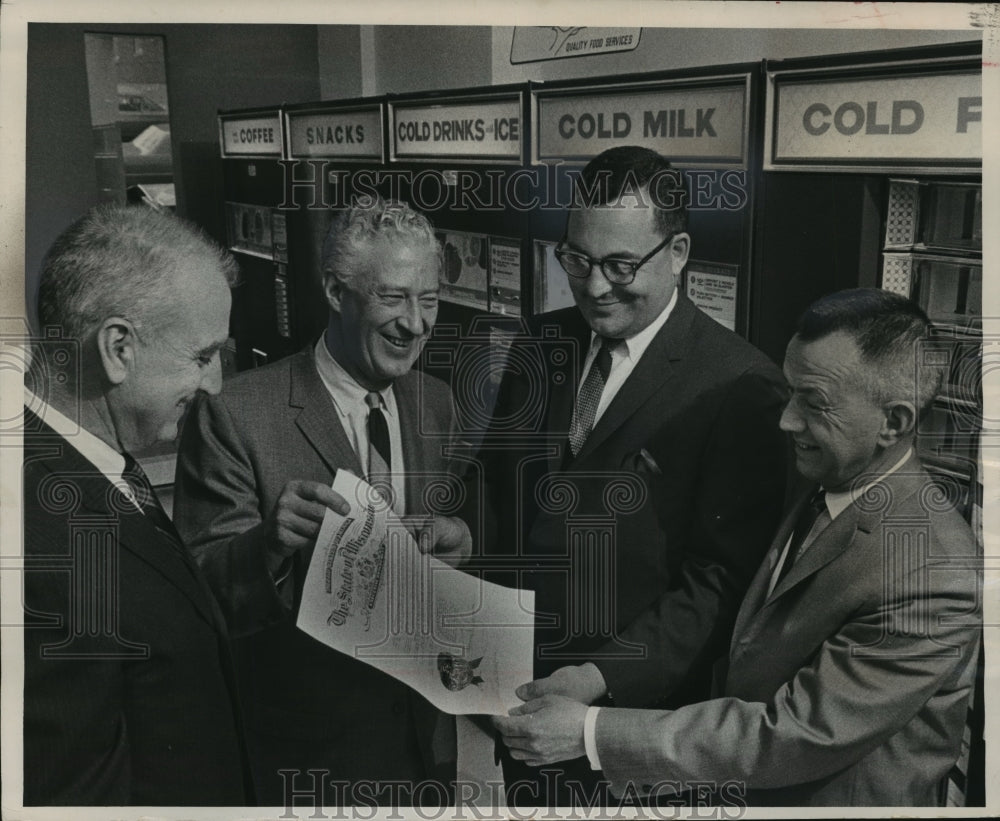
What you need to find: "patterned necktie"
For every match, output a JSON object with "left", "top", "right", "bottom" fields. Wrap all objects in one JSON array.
[
  {"left": 569, "top": 337, "right": 619, "bottom": 457},
  {"left": 365, "top": 391, "right": 395, "bottom": 509},
  {"left": 776, "top": 489, "right": 828, "bottom": 584}
]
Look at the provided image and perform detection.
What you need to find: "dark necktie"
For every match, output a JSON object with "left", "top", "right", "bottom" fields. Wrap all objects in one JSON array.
[
  {"left": 365, "top": 391, "right": 395, "bottom": 510},
  {"left": 569, "top": 337, "right": 619, "bottom": 456},
  {"left": 776, "top": 489, "right": 828, "bottom": 584},
  {"left": 122, "top": 452, "right": 185, "bottom": 551}
]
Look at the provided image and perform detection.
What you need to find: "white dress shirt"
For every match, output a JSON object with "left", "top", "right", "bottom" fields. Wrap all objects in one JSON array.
[
  {"left": 578, "top": 287, "right": 678, "bottom": 425},
  {"left": 584, "top": 446, "right": 916, "bottom": 771},
  {"left": 313, "top": 337, "right": 406, "bottom": 513},
  {"left": 23, "top": 387, "right": 141, "bottom": 512}
]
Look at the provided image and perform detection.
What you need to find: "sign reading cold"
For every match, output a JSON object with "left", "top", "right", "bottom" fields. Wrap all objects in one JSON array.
[
  {"left": 773, "top": 72, "right": 981, "bottom": 163},
  {"left": 392, "top": 98, "right": 522, "bottom": 161},
  {"left": 286, "top": 108, "right": 383, "bottom": 160},
  {"left": 220, "top": 115, "right": 282, "bottom": 156},
  {"left": 536, "top": 82, "right": 748, "bottom": 165}
]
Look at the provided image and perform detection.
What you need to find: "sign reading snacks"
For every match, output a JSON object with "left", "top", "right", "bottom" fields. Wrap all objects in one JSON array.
[
  {"left": 390, "top": 96, "right": 523, "bottom": 163},
  {"left": 219, "top": 114, "right": 282, "bottom": 157},
  {"left": 285, "top": 107, "right": 384, "bottom": 160},
  {"left": 768, "top": 69, "right": 981, "bottom": 170},
  {"left": 534, "top": 78, "right": 749, "bottom": 166}
]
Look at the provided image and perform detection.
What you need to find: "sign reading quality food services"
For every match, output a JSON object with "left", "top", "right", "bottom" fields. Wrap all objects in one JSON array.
[
  {"left": 770, "top": 71, "right": 981, "bottom": 167},
  {"left": 535, "top": 80, "right": 748, "bottom": 166},
  {"left": 391, "top": 98, "right": 522, "bottom": 162}
]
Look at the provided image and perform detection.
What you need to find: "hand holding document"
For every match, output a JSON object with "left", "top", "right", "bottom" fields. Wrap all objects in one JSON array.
[{"left": 296, "top": 471, "right": 535, "bottom": 716}]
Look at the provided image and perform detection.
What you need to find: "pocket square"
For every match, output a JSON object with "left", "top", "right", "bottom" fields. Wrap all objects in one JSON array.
[{"left": 626, "top": 447, "right": 662, "bottom": 476}]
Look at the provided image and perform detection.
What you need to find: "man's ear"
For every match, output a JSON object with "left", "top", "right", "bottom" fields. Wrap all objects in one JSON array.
[
  {"left": 879, "top": 400, "right": 918, "bottom": 445},
  {"left": 96, "top": 317, "right": 136, "bottom": 386},
  {"left": 324, "top": 272, "right": 344, "bottom": 314},
  {"left": 669, "top": 232, "right": 690, "bottom": 274}
]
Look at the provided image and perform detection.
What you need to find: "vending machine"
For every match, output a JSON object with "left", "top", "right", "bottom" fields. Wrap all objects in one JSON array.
[
  {"left": 528, "top": 64, "right": 762, "bottom": 338},
  {"left": 218, "top": 106, "right": 297, "bottom": 369},
  {"left": 760, "top": 40, "right": 983, "bottom": 805},
  {"left": 281, "top": 96, "right": 389, "bottom": 346},
  {"left": 385, "top": 85, "right": 535, "bottom": 437}
]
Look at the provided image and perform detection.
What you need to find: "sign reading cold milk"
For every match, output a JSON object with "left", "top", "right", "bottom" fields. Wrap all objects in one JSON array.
[
  {"left": 391, "top": 96, "right": 522, "bottom": 163},
  {"left": 534, "top": 79, "right": 748, "bottom": 166},
  {"left": 770, "top": 70, "right": 981, "bottom": 168},
  {"left": 285, "top": 106, "right": 383, "bottom": 160},
  {"left": 219, "top": 113, "right": 282, "bottom": 157}
]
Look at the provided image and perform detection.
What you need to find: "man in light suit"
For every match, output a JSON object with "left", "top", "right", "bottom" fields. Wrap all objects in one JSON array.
[
  {"left": 174, "top": 198, "right": 468, "bottom": 807},
  {"left": 22, "top": 204, "right": 250, "bottom": 805},
  {"left": 495, "top": 288, "right": 980, "bottom": 807},
  {"left": 480, "top": 146, "right": 788, "bottom": 804}
]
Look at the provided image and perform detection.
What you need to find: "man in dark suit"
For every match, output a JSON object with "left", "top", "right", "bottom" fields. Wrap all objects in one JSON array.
[
  {"left": 496, "top": 289, "right": 980, "bottom": 807},
  {"left": 174, "top": 198, "right": 468, "bottom": 807},
  {"left": 22, "top": 204, "right": 250, "bottom": 805},
  {"left": 479, "top": 146, "right": 788, "bottom": 804}
]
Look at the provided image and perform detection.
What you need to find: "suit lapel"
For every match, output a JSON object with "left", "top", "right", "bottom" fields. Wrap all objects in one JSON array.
[
  {"left": 25, "top": 413, "right": 222, "bottom": 629},
  {"left": 730, "top": 485, "right": 816, "bottom": 642},
  {"left": 395, "top": 371, "right": 431, "bottom": 515},
  {"left": 543, "top": 314, "right": 590, "bottom": 474},
  {"left": 572, "top": 295, "right": 693, "bottom": 463},
  {"left": 289, "top": 349, "right": 364, "bottom": 479}
]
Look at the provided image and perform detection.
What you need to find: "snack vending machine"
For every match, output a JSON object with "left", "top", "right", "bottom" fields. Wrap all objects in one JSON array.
[{"left": 281, "top": 97, "right": 389, "bottom": 346}]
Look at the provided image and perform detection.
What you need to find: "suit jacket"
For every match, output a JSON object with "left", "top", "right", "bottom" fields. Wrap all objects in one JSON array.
[
  {"left": 595, "top": 463, "right": 981, "bottom": 806},
  {"left": 22, "top": 409, "right": 249, "bottom": 806},
  {"left": 173, "top": 347, "right": 459, "bottom": 805},
  {"left": 479, "top": 295, "right": 789, "bottom": 708}
]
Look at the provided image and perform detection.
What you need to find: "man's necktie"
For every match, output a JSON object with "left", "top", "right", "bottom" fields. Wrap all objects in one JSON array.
[
  {"left": 365, "top": 391, "right": 395, "bottom": 509},
  {"left": 569, "top": 337, "right": 619, "bottom": 457},
  {"left": 122, "top": 452, "right": 185, "bottom": 550},
  {"left": 776, "top": 489, "right": 828, "bottom": 584}
]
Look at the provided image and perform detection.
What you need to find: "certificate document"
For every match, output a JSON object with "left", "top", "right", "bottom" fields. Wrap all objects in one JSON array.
[{"left": 297, "top": 471, "right": 535, "bottom": 716}]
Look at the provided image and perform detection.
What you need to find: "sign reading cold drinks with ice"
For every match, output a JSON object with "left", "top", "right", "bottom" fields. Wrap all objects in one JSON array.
[
  {"left": 534, "top": 79, "right": 749, "bottom": 166},
  {"left": 770, "top": 71, "right": 981, "bottom": 167},
  {"left": 219, "top": 113, "right": 282, "bottom": 157},
  {"left": 391, "top": 96, "right": 523, "bottom": 162}
]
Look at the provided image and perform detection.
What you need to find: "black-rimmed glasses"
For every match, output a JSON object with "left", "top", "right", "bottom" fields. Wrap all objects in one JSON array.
[{"left": 554, "top": 232, "right": 677, "bottom": 286}]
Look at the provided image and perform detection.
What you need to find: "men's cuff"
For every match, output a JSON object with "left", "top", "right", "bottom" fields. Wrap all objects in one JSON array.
[{"left": 584, "top": 706, "right": 602, "bottom": 771}]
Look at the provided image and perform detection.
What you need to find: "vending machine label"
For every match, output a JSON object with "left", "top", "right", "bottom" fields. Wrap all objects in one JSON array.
[
  {"left": 685, "top": 261, "right": 738, "bottom": 331},
  {"left": 286, "top": 108, "right": 384, "bottom": 160},
  {"left": 220, "top": 115, "right": 282, "bottom": 157},
  {"left": 535, "top": 81, "right": 747, "bottom": 166},
  {"left": 769, "top": 71, "right": 981, "bottom": 167},
  {"left": 392, "top": 98, "right": 522, "bottom": 162},
  {"left": 488, "top": 238, "right": 522, "bottom": 316}
]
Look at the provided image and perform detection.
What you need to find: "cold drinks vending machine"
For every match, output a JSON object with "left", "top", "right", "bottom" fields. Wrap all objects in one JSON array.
[{"left": 385, "top": 85, "right": 534, "bottom": 439}]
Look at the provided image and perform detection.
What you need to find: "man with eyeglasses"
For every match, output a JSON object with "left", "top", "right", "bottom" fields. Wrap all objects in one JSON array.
[{"left": 480, "top": 145, "right": 788, "bottom": 806}]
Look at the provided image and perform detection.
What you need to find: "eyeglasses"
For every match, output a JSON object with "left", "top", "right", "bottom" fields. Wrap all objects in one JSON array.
[{"left": 554, "top": 232, "right": 677, "bottom": 286}]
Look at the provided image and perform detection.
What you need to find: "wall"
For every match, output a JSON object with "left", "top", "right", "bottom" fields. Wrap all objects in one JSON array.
[
  {"left": 491, "top": 26, "right": 980, "bottom": 84},
  {"left": 24, "top": 23, "right": 322, "bottom": 327},
  {"left": 316, "top": 25, "right": 492, "bottom": 99}
]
